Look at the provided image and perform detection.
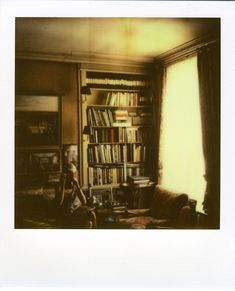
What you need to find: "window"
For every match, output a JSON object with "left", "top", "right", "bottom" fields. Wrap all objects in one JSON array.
[{"left": 159, "top": 55, "right": 205, "bottom": 212}]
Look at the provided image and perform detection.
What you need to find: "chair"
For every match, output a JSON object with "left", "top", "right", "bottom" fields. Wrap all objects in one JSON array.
[
  {"left": 118, "top": 185, "right": 197, "bottom": 229},
  {"left": 15, "top": 184, "right": 96, "bottom": 229}
]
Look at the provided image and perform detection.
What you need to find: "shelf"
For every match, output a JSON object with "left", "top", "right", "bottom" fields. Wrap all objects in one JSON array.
[
  {"left": 89, "top": 87, "right": 141, "bottom": 93},
  {"left": 87, "top": 125, "right": 150, "bottom": 128},
  {"left": 88, "top": 142, "right": 143, "bottom": 145},
  {"left": 88, "top": 184, "right": 121, "bottom": 189},
  {"left": 87, "top": 84, "right": 148, "bottom": 90},
  {"left": 87, "top": 104, "right": 151, "bottom": 109},
  {"left": 88, "top": 162, "right": 145, "bottom": 166}
]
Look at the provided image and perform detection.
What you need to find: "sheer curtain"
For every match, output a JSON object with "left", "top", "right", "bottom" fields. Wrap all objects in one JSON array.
[{"left": 159, "top": 55, "right": 206, "bottom": 212}]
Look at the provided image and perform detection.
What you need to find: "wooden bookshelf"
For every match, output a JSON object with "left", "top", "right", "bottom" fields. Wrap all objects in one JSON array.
[{"left": 80, "top": 69, "right": 153, "bottom": 190}]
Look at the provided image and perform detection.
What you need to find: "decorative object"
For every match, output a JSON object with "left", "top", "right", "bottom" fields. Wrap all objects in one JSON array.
[{"left": 63, "top": 144, "right": 78, "bottom": 169}]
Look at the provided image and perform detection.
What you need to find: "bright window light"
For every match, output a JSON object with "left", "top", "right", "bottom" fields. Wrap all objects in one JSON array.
[{"left": 159, "top": 55, "right": 206, "bottom": 212}]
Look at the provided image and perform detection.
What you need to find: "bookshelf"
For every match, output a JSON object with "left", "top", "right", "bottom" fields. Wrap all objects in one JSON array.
[
  {"left": 15, "top": 95, "right": 61, "bottom": 189},
  {"left": 80, "top": 69, "right": 154, "bottom": 194}
]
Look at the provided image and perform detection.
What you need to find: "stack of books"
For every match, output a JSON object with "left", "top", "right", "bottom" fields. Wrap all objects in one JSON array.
[
  {"left": 127, "top": 175, "right": 151, "bottom": 186},
  {"left": 113, "top": 110, "right": 131, "bottom": 127},
  {"left": 111, "top": 204, "right": 127, "bottom": 213}
]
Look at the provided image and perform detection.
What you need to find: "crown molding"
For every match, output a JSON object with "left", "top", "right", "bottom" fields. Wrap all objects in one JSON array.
[
  {"left": 154, "top": 33, "right": 219, "bottom": 65},
  {"left": 15, "top": 50, "right": 153, "bottom": 69}
]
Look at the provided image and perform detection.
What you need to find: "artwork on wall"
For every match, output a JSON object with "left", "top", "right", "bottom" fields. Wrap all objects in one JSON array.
[
  {"left": 15, "top": 112, "right": 59, "bottom": 146},
  {"left": 15, "top": 95, "right": 60, "bottom": 146},
  {"left": 28, "top": 151, "right": 60, "bottom": 173},
  {"left": 15, "top": 95, "right": 59, "bottom": 112}
]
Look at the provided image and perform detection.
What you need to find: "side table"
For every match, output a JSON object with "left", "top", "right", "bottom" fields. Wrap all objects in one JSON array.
[
  {"left": 120, "top": 182, "right": 155, "bottom": 209},
  {"left": 95, "top": 206, "right": 128, "bottom": 229}
]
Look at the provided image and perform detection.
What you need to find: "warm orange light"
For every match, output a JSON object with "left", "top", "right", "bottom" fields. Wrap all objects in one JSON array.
[{"left": 159, "top": 56, "right": 206, "bottom": 211}]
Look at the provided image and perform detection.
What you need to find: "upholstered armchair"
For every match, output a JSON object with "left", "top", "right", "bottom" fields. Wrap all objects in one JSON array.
[{"left": 118, "top": 185, "right": 197, "bottom": 229}]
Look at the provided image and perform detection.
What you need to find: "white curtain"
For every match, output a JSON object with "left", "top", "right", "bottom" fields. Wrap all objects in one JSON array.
[{"left": 159, "top": 55, "right": 206, "bottom": 212}]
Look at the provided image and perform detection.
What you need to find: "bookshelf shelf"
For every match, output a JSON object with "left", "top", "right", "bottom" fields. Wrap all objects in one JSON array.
[
  {"left": 88, "top": 84, "right": 148, "bottom": 90},
  {"left": 88, "top": 125, "right": 149, "bottom": 129},
  {"left": 89, "top": 87, "right": 141, "bottom": 93},
  {"left": 88, "top": 142, "right": 143, "bottom": 145},
  {"left": 81, "top": 69, "right": 153, "bottom": 189},
  {"left": 88, "top": 162, "right": 145, "bottom": 166},
  {"left": 87, "top": 104, "right": 150, "bottom": 109}
]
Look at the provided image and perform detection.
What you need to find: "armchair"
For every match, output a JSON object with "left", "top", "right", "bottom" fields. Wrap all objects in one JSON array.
[{"left": 118, "top": 185, "right": 197, "bottom": 229}]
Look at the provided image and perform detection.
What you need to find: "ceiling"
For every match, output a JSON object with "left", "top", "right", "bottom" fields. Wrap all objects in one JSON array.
[{"left": 15, "top": 18, "right": 219, "bottom": 62}]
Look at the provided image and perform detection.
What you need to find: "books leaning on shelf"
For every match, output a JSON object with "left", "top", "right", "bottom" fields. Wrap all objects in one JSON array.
[
  {"left": 88, "top": 144, "right": 146, "bottom": 164},
  {"left": 88, "top": 127, "right": 146, "bottom": 143},
  {"left": 88, "top": 166, "right": 123, "bottom": 186},
  {"left": 127, "top": 176, "right": 151, "bottom": 185},
  {"left": 88, "top": 165, "right": 145, "bottom": 186},
  {"left": 105, "top": 92, "right": 138, "bottom": 106},
  {"left": 87, "top": 108, "right": 114, "bottom": 127}
]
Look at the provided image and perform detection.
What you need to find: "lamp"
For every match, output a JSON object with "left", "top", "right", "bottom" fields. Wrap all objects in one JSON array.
[{"left": 81, "top": 86, "right": 91, "bottom": 95}]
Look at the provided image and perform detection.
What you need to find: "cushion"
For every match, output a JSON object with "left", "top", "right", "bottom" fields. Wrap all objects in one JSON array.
[{"left": 150, "top": 186, "right": 188, "bottom": 219}]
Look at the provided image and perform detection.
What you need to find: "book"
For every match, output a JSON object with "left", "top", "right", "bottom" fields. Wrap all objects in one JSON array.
[
  {"left": 113, "top": 121, "right": 131, "bottom": 127},
  {"left": 114, "top": 110, "right": 128, "bottom": 121},
  {"left": 128, "top": 176, "right": 150, "bottom": 184}
]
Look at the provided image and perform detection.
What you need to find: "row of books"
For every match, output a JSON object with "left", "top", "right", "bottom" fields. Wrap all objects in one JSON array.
[
  {"left": 88, "top": 165, "right": 145, "bottom": 186},
  {"left": 87, "top": 108, "right": 113, "bottom": 127},
  {"left": 87, "top": 144, "right": 147, "bottom": 164},
  {"left": 86, "top": 78, "right": 148, "bottom": 87},
  {"left": 88, "top": 127, "right": 147, "bottom": 143},
  {"left": 88, "top": 167, "right": 123, "bottom": 186},
  {"left": 105, "top": 92, "right": 139, "bottom": 106},
  {"left": 87, "top": 108, "right": 151, "bottom": 127}
]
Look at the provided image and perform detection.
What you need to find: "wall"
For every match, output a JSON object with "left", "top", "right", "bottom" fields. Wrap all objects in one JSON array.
[{"left": 15, "top": 59, "right": 78, "bottom": 144}]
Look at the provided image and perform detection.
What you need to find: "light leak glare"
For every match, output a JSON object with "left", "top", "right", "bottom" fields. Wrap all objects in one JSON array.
[{"left": 159, "top": 55, "right": 206, "bottom": 212}]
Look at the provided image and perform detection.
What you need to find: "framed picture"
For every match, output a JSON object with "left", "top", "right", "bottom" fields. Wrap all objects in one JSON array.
[
  {"left": 15, "top": 95, "right": 60, "bottom": 146},
  {"left": 15, "top": 111, "right": 60, "bottom": 146},
  {"left": 15, "top": 95, "right": 59, "bottom": 112},
  {"left": 28, "top": 150, "right": 60, "bottom": 173},
  {"left": 63, "top": 144, "right": 78, "bottom": 168}
]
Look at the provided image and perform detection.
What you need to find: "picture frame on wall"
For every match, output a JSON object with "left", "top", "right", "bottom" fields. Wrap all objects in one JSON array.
[
  {"left": 15, "top": 95, "right": 61, "bottom": 146},
  {"left": 28, "top": 150, "right": 61, "bottom": 173}
]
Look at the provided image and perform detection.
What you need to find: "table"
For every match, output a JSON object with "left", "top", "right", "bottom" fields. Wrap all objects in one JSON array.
[
  {"left": 95, "top": 206, "right": 128, "bottom": 228},
  {"left": 120, "top": 182, "right": 155, "bottom": 209}
]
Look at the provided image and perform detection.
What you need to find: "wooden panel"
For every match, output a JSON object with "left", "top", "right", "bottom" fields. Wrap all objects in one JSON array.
[{"left": 15, "top": 59, "right": 78, "bottom": 144}]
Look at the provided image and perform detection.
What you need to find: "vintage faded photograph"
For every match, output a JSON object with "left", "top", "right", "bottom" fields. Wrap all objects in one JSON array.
[{"left": 15, "top": 18, "right": 220, "bottom": 229}]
